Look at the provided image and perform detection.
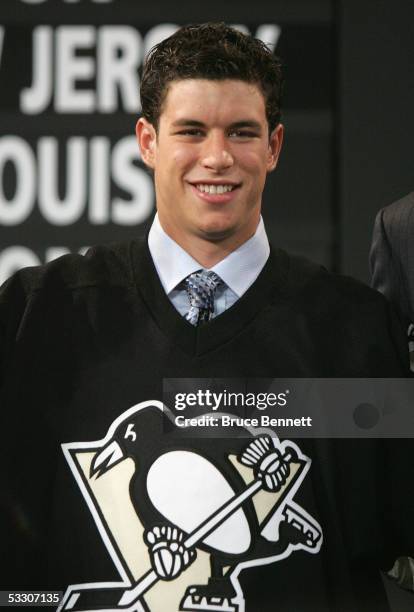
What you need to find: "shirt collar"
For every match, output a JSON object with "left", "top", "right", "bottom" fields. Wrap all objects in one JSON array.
[{"left": 148, "top": 213, "right": 270, "bottom": 297}]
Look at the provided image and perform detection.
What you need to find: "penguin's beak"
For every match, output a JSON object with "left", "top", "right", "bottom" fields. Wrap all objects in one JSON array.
[{"left": 90, "top": 440, "right": 125, "bottom": 479}]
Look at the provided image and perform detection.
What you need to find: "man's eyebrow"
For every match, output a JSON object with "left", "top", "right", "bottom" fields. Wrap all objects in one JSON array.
[
  {"left": 228, "top": 121, "right": 262, "bottom": 130},
  {"left": 171, "top": 119, "right": 263, "bottom": 130},
  {"left": 171, "top": 119, "right": 206, "bottom": 127}
]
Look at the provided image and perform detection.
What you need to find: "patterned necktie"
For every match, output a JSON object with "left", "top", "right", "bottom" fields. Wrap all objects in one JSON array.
[{"left": 184, "top": 270, "right": 222, "bottom": 326}]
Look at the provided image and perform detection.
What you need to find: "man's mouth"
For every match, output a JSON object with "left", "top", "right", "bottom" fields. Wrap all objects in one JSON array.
[{"left": 195, "top": 183, "right": 237, "bottom": 194}]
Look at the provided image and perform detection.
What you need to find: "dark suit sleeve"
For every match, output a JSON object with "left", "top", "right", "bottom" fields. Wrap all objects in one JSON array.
[
  {"left": 370, "top": 207, "right": 410, "bottom": 324},
  {"left": 370, "top": 203, "right": 414, "bottom": 584},
  {"left": 370, "top": 194, "right": 414, "bottom": 327}
]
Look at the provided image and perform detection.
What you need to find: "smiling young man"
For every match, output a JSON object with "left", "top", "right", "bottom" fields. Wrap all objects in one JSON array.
[
  {"left": 0, "top": 22, "right": 413, "bottom": 612},
  {"left": 137, "top": 77, "right": 282, "bottom": 268}
]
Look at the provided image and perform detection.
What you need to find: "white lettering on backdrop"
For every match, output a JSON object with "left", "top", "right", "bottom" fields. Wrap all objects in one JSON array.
[
  {"left": 0, "top": 136, "right": 153, "bottom": 226},
  {"left": 20, "top": 24, "right": 281, "bottom": 114}
]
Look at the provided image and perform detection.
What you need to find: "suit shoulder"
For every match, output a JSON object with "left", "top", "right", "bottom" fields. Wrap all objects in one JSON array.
[{"left": 378, "top": 191, "right": 414, "bottom": 236}]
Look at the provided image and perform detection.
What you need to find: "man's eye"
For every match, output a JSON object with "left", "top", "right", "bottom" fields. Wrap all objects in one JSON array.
[
  {"left": 176, "top": 129, "right": 204, "bottom": 136},
  {"left": 229, "top": 130, "right": 257, "bottom": 138}
]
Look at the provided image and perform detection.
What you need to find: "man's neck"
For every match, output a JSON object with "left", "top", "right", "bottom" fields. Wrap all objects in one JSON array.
[{"left": 157, "top": 219, "right": 259, "bottom": 268}]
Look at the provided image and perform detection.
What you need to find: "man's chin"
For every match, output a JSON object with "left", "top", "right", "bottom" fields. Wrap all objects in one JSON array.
[{"left": 196, "top": 223, "right": 237, "bottom": 243}]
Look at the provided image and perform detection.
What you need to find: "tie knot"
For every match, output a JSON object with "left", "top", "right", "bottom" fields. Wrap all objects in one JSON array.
[{"left": 184, "top": 270, "right": 222, "bottom": 325}]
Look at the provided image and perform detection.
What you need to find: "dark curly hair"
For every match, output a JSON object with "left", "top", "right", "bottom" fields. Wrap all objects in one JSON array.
[{"left": 140, "top": 22, "right": 283, "bottom": 132}]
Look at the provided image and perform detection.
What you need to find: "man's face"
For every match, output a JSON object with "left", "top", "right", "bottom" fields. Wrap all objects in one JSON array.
[{"left": 137, "top": 79, "right": 283, "bottom": 250}]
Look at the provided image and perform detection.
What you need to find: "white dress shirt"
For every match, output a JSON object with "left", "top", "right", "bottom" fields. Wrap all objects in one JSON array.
[{"left": 148, "top": 214, "right": 270, "bottom": 318}]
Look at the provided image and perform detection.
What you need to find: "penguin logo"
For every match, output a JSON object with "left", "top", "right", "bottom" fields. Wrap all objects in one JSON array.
[{"left": 59, "top": 400, "right": 322, "bottom": 612}]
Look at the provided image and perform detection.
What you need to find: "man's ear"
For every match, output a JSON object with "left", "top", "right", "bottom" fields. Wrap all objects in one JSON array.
[
  {"left": 267, "top": 123, "right": 284, "bottom": 173},
  {"left": 136, "top": 117, "right": 157, "bottom": 169}
]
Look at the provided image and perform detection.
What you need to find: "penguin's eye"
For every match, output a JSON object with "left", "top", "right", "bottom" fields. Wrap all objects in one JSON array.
[{"left": 124, "top": 423, "right": 137, "bottom": 442}]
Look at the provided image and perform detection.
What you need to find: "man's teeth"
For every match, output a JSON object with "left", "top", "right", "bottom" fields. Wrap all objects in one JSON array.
[{"left": 196, "top": 184, "right": 235, "bottom": 194}]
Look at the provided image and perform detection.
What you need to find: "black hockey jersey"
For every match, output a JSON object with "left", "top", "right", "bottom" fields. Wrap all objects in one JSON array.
[{"left": 0, "top": 239, "right": 412, "bottom": 612}]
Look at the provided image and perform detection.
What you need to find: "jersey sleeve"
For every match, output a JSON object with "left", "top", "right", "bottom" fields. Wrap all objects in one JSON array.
[{"left": 0, "top": 272, "right": 28, "bottom": 390}]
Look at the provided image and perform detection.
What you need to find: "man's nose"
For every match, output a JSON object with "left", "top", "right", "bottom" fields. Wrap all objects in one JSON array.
[{"left": 200, "top": 133, "right": 234, "bottom": 171}]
